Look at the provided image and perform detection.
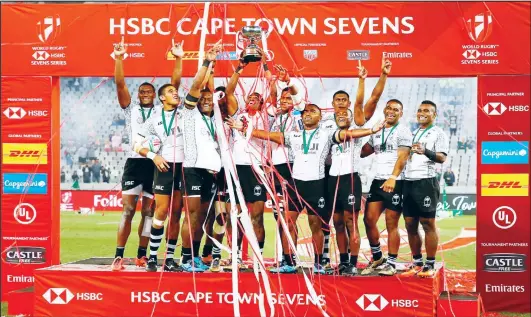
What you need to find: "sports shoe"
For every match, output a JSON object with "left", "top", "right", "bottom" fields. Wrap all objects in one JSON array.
[
  {"left": 378, "top": 263, "right": 397, "bottom": 276},
  {"left": 111, "top": 257, "right": 125, "bottom": 271},
  {"left": 313, "top": 263, "right": 326, "bottom": 275},
  {"left": 202, "top": 254, "right": 213, "bottom": 265},
  {"left": 181, "top": 259, "right": 206, "bottom": 273},
  {"left": 337, "top": 263, "right": 350, "bottom": 274},
  {"left": 341, "top": 264, "right": 358, "bottom": 276},
  {"left": 163, "top": 259, "right": 182, "bottom": 272},
  {"left": 135, "top": 256, "right": 148, "bottom": 267},
  {"left": 210, "top": 258, "right": 222, "bottom": 272},
  {"left": 417, "top": 265, "right": 436, "bottom": 278},
  {"left": 401, "top": 265, "right": 423, "bottom": 277},
  {"left": 270, "top": 260, "right": 297, "bottom": 274},
  {"left": 360, "top": 257, "right": 387, "bottom": 276},
  {"left": 146, "top": 258, "right": 158, "bottom": 272},
  {"left": 194, "top": 257, "right": 210, "bottom": 271}
]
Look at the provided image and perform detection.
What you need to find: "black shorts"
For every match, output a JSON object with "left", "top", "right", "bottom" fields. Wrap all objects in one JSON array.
[
  {"left": 293, "top": 179, "right": 327, "bottom": 219},
  {"left": 271, "top": 163, "right": 299, "bottom": 212},
  {"left": 122, "top": 158, "right": 156, "bottom": 198},
  {"left": 365, "top": 179, "right": 404, "bottom": 212},
  {"left": 403, "top": 178, "right": 440, "bottom": 219},
  {"left": 214, "top": 168, "right": 227, "bottom": 198},
  {"left": 327, "top": 173, "right": 362, "bottom": 213},
  {"left": 153, "top": 162, "right": 182, "bottom": 195},
  {"left": 183, "top": 167, "right": 216, "bottom": 202},
  {"left": 228, "top": 165, "right": 267, "bottom": 204}
]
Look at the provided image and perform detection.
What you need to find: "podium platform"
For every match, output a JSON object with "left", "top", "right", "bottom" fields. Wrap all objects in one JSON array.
[{"left": 27, "top": 257, "right": 446, "bottom": 317}]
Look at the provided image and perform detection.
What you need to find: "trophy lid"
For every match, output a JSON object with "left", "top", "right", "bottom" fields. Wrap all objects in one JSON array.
[{"left": 242, "top": 25, "right": 263, "bottom": 37}]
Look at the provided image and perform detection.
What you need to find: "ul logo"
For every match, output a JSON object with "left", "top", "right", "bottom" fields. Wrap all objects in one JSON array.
[
  {"left": 14, "top": 203, "right": 37, "bottom": 225},
  {"left": 492, "top": 206, "right": 517, "bottom": 230}
]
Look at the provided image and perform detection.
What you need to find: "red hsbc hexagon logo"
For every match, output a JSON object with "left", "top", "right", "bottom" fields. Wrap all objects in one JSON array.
[
  {"left": 42, "top": 288, "right": 74, "bottom": 304},
  {"left": 356, "top": 294, "right": 389, "bottom": 311}
]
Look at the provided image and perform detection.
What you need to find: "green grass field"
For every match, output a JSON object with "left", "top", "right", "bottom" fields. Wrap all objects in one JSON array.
[{"left": 4, "top": 213, "right": 528, "bottom": 317}]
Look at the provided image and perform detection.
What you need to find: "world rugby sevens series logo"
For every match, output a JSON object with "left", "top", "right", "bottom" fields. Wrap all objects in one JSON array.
[
  {"left": 466, "top": 12, "right": 493, "bottom": 43},
  {"left": 37, "top": 15, "right": 61, "bottom": 44}
]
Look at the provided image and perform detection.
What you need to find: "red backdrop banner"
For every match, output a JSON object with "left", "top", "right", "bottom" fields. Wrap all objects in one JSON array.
[
  {"left": 476, "top": 75, "right": 531, "bottom": 312},
  {"left": 0, "top": 77, "right": 59, "bottom": 300},
  {"left": 1, "top": 2, "right": 529, "bottom": 77}
]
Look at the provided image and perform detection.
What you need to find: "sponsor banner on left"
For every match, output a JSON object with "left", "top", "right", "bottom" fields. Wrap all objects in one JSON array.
[
  {"left": 2, "top": 173, "right": 48, "bottom": 195},
  {"left": 2, "top": 143, "right": 48, "bottom": 165},
  {"left": 1, "top": 195, "right": 52, "bottom": 231},
  {"left": 1, "top": 236, "right": 52, "bottom": 298},
  {"left": 60, "top": 190, "right": 124, "bottom": 212}
]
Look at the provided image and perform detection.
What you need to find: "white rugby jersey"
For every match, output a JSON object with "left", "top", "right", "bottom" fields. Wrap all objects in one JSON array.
[
  {"left": 405, "top": 125, "right": 449, "bottom": 180},
  {"left": 269, "top": 112, "right": 299, "bottom": 165},
  {"left": 321, "top": 114, "right": 364, "bottom": 175},
  {"left": 144, "top": 107, "right": 184, "bottom": 163},
  {"left": 231, "top": 112, "right": 268, "bottom": 166},
  {"left": 367, "top": 123, "right": 413, "bottom": 180},
  {"left": 284, "top": 128, "right": 335, "bottom": 181},
  {"left": 180, "top": 107, "right": 221, "bottom": 172},
  {"left": 123, "top": 102, "right": 158, "bottom": 159}
]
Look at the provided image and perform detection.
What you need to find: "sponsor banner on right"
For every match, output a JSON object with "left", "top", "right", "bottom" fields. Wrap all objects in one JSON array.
[{"left": 477, "top": 75, "right": 531, "bottom": 313}]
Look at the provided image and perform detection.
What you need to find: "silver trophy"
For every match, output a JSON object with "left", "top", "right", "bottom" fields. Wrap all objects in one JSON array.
[{"left": 241, "top": 26, "right": 263, "bottom": 63}]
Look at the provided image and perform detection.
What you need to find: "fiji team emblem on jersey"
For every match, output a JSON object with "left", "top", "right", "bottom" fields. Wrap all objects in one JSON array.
[
  {"left": 254, "top": 185, "right": 262, "bottom": 196},
  {"left": 347, "top": 194, "right": 355, "bottom": 205}
]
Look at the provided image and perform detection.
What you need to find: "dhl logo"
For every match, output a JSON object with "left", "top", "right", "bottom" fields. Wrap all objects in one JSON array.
[
  {"left": 2, "top": 143, "right": 48, "bottom": 164},
  {"left": 481, "top": 174, "right": 529, "bottom": 196},
  {"left": 167, "top": 51, "right": 200, "bottom": 60}
]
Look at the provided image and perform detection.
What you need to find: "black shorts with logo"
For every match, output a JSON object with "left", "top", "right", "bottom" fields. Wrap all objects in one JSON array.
[
  {"left": 227, "top": 165, "right": 267, "bottom": 204},
  {"left": 153, "top": 162, "right": 182, "bottom": 195},
  {"left": 122, "top": 158, "right": 155, "bottom": 197},
  {"left": 293, "top": 179, "right": 328, "bottom": 219},
  {"left": 327, "top": 173, "right": 362, "bottom": 213},
  {"left": 214, "top": 168, "right": 227, "bottom": 199},
  {"left": 366, "top": 179, "right": 404, "bottom": 212},
  {"left": 183, "top": 167, "right": 216, "bottom": 202},
  {"left": 403, "top": 177, "right": 440, "bottom": 219}
]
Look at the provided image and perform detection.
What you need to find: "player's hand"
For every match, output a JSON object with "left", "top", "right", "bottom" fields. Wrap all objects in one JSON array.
[
  {"left": 205, "top": 40, "right": 222, "bottom": 62},
  {"left": 380, "top": 178, "right": 396, "bottom": 193},
  {"left": 257, "top": 47, "right": 267, "bottom": 64},
  {"left": 370, "top": 120, "right": 385, "bottom": 134},
  {"left": 274, "top": 64, "right": 290, "bottom": 83},
  {"left": 382, "top": 55, "right": 392, "bottom": 75},
  {"left": 226, "top": 116, "right": 245, "bottom": 132},
  {"left": 238, "top": 51, "right": 249, "bottom": 69},
  {"left": 113, "top": 36, "right": 128, "bottom": 58},
  {"left": 170, "top": 39, "right": 184, "bottom": 58},
  {"left": 153, "top": 155, "right": 170, "bottom": 172},
  {"left": 357, "top": 61, "right": 368, "bottom": 79},
  {"left": 411, "top": 143, "right": 425, "bottom": 155}
]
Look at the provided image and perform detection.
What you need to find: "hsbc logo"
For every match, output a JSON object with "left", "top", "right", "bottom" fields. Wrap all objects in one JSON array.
[
  {"left": 356, "top": 294, "right": 389, "bottom": 311},
  {"left": 3, "top": 107, "right": 49, "bottom": 119},
  {"left": 356, "top": 294, "right": 419, "bottom": 311},
  {"left": 43, "top": 288, "right": 103, "bottom": 304},
  {"left": 33, "top": 51, "right": 50, "bottom": 61},
  {"left": 43, "top": 288, "right": 74, "bottom": 304},
  {"left": 466, "top": 12, "right": 493, "bottom": 43},
  {"left": 483, "top": 102, "right": 506, "bottom": 115},
  {"left": 463, "top": 49, "right": 481, "bottom": 59},
  {"left": 37, "top": 16, "right": 61, "bottom": 43}
]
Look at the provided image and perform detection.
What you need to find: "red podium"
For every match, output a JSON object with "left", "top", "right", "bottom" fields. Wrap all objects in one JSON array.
[{"left": 30, "top": 258, "right": 444, "bottom": 317}]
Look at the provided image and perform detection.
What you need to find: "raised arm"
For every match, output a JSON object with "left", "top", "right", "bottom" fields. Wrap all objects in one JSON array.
[
  {"left": 224, "top": 55, "right": 248, "bottom": 116},
  {"left": 185, "top": 41, "right": 222, "bottom": 109},
  {"left": 113, "top": 36, "right": 131, "bottom": 109},
  {"left": 364, "top": 55, "right": 392, "bottom": 122},
  {"left": 170, "top": 39, "right": 184, "bottom": 90},
  {"left": 274, "top": 64, "right": 304, "bottom": 111},
  {"left": 353, "top": 61, "right": 367, "bottom": 126},
  {"left": 207, "top": 61, "right": 215, "bottom": 93}
]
